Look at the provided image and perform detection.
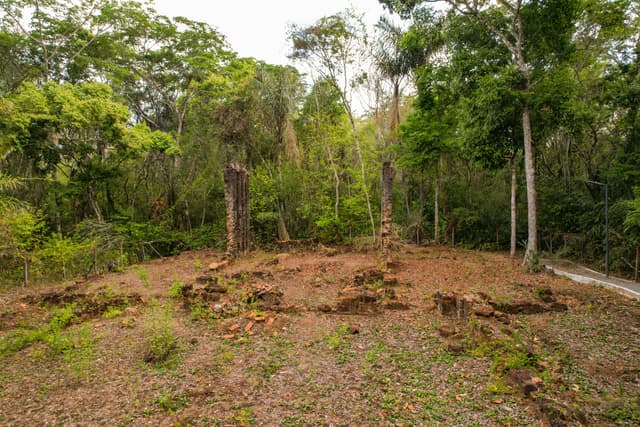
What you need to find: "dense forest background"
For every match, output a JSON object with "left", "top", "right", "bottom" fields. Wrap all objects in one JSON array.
[{"left": 0, "top": 0, "right": 638, "bottom": 285}]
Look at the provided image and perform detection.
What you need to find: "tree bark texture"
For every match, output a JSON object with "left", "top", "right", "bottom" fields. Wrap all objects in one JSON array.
[
  {"left": 510, "top": 158, "right": 517, "bottom": 258},
  {"left": 224, "top": 163, "right": 249, "bottom": 258},
  {"left": 522, "top": 101, "right": 538, "bottom": 264},
  {"left": 434, "top": 174, "right": 440, "bottom": 244},
  {"left": 23, "top": 258, "right": 29, "bottom": 287},
  {"left": 380, "top": 161, "right": 395, "bottom": 258}
]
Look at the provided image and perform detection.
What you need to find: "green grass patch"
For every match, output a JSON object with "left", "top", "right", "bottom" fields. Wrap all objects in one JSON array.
[{"left": 0, "top": 304, "right": 95, "bottom": 378}]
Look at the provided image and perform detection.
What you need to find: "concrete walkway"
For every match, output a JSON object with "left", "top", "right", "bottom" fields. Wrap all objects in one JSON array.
[{"left": 542, "top": 258, "right": 640, "bottom": 299}]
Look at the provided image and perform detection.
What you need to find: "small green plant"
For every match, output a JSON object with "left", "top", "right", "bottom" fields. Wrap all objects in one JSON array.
[
  {"left": 485, "top": 377, "right": 515, "bottom": 394},
  {"left": 143, "top": 302, "right": 179, "bottom": 369},
  {"left": 168, "top": 280, "right": 185, "bottom": 298},
  {"left": 103, "top": 306, "right": 123, "bottom": 319},
  {"left": 366, "top": 279, "right": 383, "bottom": 291},
  {"left": 153, "top": 388, "right": 188, "bottom": 413},
  {"left": 232, "top": 407, "right": 255, "bottom": 426},
  {"left": 211, "top": 350, "right": 235, "bottom": 373},
  {"left": 324, "top": 324, "right": 355, "bottom": 364},
  {"left": 62, "top": 324, "right": 95, "bottom": 379},
  {"left": 189, "top": 301, "right": 212, "bottom": 321},
  {"left": 364, "top": 340, "right": 386, "bottom": 364},
  {"left": 135, "top": 267, "right": 150, "bottom": 288},
  {"left": 226, "top": 277, "right": 239, "bottom": 294},
  {"left": 193, "top": 259, "right": 202, "bottom": 270}
]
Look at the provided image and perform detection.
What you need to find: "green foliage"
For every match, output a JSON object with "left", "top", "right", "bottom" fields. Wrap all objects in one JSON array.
[
  {"left": 315, "top": 214, "right": 345, "bottom": 244},
  {"left": 601, "top": 400, "right": 640, "bottom": 424},
  {"left": 153, "top": 389, "right": 189, "bottom": 413},
  {"left": 143, "top": 302, "right": 179, "bottom": 369},
  {"left": 40, "top": 233, "right": 90, "bottom": 280},
  {"left": 232, "top": 407, "right": 256, "bottom": 426},
  {"left": 624, "top": 189, "right": 640, "bottom": 244},
  {"left": 168, "top": 280, "right": 185, "bottom": 299},
  {"left": 0, "top": 304, "right": 95, "bottom": 378},
  {"left": 102, "top": 306, "right": 124, "bottom": 319},
  {"left": 324, "top": 324, "right": 355, "bottom": 365},
  {"left": 0, "top": 0, "right": 638, "bottom": 280},
  {"left": 0, "top": 209, "right": 43, "bottom": 256}
]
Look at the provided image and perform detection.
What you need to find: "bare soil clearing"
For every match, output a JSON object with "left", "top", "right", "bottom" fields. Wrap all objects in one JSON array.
[{"left": 1, "top": 245, "right": 639, "bottom": 426}]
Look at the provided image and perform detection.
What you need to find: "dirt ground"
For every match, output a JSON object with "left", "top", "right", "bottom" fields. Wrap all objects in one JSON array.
[{"left": 0, "top": 245, "right": 639, "bottom": 426}]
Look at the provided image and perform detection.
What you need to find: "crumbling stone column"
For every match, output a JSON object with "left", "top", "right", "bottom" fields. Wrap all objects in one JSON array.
[
  {"left": 380, "top": 161, "right": 395, "bottom": 258},
  {"left": 224, "top": 163, "right": 249, "bottom": 258}
]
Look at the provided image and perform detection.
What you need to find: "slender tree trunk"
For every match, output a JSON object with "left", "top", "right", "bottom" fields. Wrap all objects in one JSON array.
[
  {"left": 448, "top": 0, "right": 538, "bottom": 267},
  {"left": 327, "top": 143, "right": 340, "bottom": 219},
  {"left": 276, "top": 158, "right": 291, "bottom": 241},
  {"left": 510, "top": 157, "right": 517, "bottom": 258},
  {"left": 434, "top": 172, "right": 440, "bottom": 244},
  {"left": 380, "top": 161, "right": 395, "bottom": 258},
  {"left": 389, "top": 81, "right": 401, "bottom": 142},
  {"left": 184, "top": 199, "right": 192, "bottom": 235},
  {"left": 418, "top": 174, "right": 425, "bottom": 245},
  {"left": 88, "top": 185, "right": 103, "bottom": 222},
  {"left": 53, "top": 192, "right": 62, "bottom": 234},
  {"left": 522, "top": 100, "right": 538, "bottom": 265},
  {"left": 23, "top": 257, "right": 29, "bottom": 287}
]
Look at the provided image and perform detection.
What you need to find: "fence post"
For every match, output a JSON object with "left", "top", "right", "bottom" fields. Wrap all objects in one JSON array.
[{"left": 451, "top": 226, "right": 455, "bottom": 246}]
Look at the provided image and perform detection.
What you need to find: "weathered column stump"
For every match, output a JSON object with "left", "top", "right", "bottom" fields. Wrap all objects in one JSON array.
[
  {"left": 380, "top": 161, "right": 395, "bottom": 263},
  {"left": 224, "top": 163, "right": 249, "bottom": 258}
]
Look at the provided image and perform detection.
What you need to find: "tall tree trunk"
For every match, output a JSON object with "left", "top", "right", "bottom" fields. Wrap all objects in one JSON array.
[
  {"left": 522, "top": 100, "right": 538, "bottom": 265},
  {"left": 224, "top": 163, "right": 249, "bottom": 258},
  {"left": 88, "top": 185, "right": 103, "bottom": 222},
  {"left": 434, "top": 172, "right": 440, "bottom": 244},
  {"left": 418, "top": 173, "right": 425, "bottom": 245},
  {"left": 510, "top": 157, "right": 517, "bottom": 258},
  {"left": 23, "top": 257, "right": 29, "bottom": 287},
  {"left": 447, "top": 0, "right": 538, "bottom": 267},
  {"left": 53, "top": 192, "right": 62, "bottom": 234},
  {"left": 327, "top": 142, "right": 340, "bottom": 219},
  {"left": 380, "top": 161, "right": 395, "bottom": 259},
  {"left": 276, "top": 158, "right": 291, "bottom": 241},
  {"left": 389, "top": 80, "right": 401, "bottom": 143}
]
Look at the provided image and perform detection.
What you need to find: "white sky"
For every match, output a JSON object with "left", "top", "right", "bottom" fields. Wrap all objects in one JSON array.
[{"left": 153, "top": 0, "right": 387, "bottom": 65}]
